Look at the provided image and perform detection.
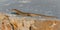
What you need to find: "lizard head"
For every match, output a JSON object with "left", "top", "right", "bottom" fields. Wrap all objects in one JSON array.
[{"left": 10, "top": 9, "right": 23, "bottom": 15}]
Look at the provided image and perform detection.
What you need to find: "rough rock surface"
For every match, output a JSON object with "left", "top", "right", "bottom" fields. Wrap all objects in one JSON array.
[{"left": 0, "top": 13, "right": 60, "bottom": 30}]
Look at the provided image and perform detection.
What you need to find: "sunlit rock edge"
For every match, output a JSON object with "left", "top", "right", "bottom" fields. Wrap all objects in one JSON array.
[{"left": 0, "top": 13, "right": 60, "bottom": 30}]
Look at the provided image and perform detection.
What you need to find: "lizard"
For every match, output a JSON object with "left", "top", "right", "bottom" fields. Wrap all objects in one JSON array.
[{"left": 11, "top": 9, "right": 57, "bottom": 18}]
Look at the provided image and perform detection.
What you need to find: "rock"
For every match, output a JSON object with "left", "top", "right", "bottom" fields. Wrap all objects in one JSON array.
[
  {"left": 0, "top": 13, "right": 60, "bottom": 30},
  {"left": 31, "top": 20, "right": 60, "bottom": 30}
]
